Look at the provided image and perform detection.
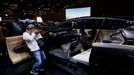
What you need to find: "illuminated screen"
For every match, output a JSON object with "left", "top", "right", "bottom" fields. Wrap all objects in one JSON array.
[{"left": 65, "top": 7, "right": 91, "bottom": 20}]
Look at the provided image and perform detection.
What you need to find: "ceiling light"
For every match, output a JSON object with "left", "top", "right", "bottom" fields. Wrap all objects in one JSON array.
[
  {"left": 0, "top": 17, "right": 2, "bottom": 22},
  {"left": 5, "top": 14, "right": 8, "bottom": 16}
]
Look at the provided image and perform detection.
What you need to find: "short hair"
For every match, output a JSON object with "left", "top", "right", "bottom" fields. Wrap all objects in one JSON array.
[{"left": 26, "top": 24, "right": 35, "bottom": 29}]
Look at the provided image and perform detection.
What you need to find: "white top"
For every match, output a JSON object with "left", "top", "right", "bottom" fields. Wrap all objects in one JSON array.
[{"left": 23, "top": 32, "right": 40, "bottom": 52}]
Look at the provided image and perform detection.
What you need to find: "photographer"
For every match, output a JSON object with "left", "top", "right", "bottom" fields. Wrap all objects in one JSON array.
[
  {"left": 0, "top": 24, "right": 9, "bottom": 57},
  {"left": 23, "top": 24, "right": 46, "bottom": 75}
]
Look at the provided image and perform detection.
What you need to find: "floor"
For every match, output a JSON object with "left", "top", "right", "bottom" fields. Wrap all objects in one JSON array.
[{"left": 0, "top": 54, "right": 72, "bottom": 75}]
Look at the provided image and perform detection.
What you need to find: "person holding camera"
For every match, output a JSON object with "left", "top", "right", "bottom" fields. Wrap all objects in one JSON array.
[{"left": 23, "top": 24, "right": 46, "bottom": 75}]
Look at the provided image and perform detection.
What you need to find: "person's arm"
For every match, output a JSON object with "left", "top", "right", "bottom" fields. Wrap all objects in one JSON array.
[{"left": 23, "top": 32, "right": 36, "bottom": 41}]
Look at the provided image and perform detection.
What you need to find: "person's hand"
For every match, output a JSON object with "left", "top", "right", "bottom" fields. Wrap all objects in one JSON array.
[
  {"left": 34, "top": 29, "right": 40, "bottom": 35},
  {"left": 26, "top": 29, "right": 28, "bottom": 32}
]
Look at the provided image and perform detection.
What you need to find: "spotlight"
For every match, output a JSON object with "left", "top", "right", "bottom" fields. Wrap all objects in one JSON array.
[
  {"left": 0, "top": 17, "right": 2, "bottom": 22},
  {"left": 5, "top": 14, "right": 8, "bottom": 16}
]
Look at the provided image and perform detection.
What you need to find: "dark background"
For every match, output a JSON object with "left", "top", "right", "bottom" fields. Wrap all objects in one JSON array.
[{"left": 0, "top": 0, "right": 134, "bottom": 22}]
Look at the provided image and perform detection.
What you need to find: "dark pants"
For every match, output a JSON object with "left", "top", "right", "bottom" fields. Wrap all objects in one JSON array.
[{"left": 0, "top": 40, "right": 7, "bottom": 56}]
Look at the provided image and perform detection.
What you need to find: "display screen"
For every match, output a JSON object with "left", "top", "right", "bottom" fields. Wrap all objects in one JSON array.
[{"left": 65, "top": 7, "right": 91, "bottom": 20}]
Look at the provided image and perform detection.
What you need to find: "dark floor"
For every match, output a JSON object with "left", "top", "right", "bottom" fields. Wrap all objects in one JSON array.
[{"left": 0, "top": 54, "right": 72, "bottom": 75}]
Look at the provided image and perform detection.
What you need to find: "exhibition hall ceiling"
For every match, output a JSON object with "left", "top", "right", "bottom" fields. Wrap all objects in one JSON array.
[
  {"left": 0, "top": 0, "right": 133, "bottom": 16},
  {"left": 0, "top": 0, "right": 90, "bottom": 16}
]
